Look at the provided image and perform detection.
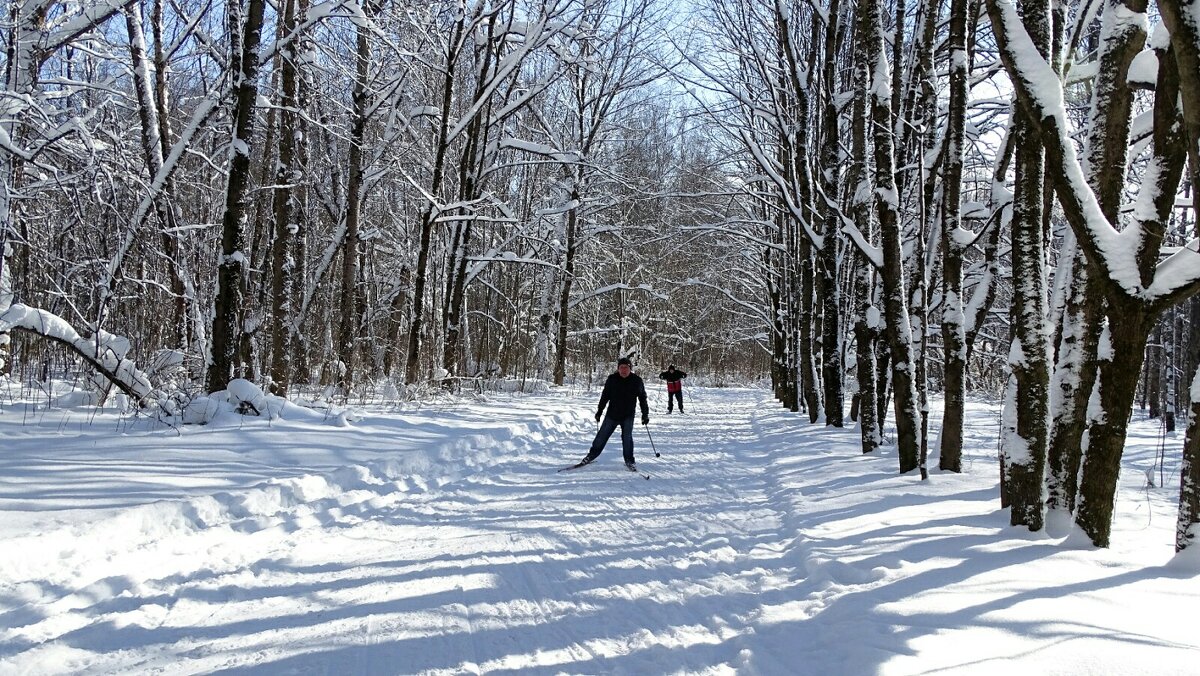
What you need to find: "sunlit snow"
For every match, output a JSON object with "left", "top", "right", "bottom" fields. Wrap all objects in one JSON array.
[{"left": 0, "top": 385, "right": 1196, "bottom": 674}]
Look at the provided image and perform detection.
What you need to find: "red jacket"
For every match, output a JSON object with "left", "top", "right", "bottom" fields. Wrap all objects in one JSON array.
[{"left": 659, "top": 368, "right": 687, "bottom": 393}]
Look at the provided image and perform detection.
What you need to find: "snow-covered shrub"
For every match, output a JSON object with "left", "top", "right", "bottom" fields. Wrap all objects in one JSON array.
[
  {"left": 381, "top": 380, "right": 403, "bottom": 402},
  {"left": 480, "top": 378, "right": 551, "bottom": 394},
  {"left": 183, "top": 396, "right": 220, "bottom": 424},
  {"left": 57, "top": 389, "right": 101, "bottom": 408},
  {"left": 225, "top": 379, "right": 268, "bottom": 415}
]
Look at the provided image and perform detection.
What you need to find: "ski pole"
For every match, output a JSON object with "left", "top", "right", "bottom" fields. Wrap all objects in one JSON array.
[{"left": 644, "top": 424, "right": 660, "bottom": 457}]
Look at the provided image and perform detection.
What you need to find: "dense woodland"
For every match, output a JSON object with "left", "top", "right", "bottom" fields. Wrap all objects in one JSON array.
[{"left": 1, "top": 0, "right": 1199, "bottom": 550}]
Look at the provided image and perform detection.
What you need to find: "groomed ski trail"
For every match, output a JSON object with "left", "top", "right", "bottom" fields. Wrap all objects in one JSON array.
[
  {"left": 402, "top": 391, "right": 806, "bottom": 674},
  {"left": 0, "top": 390, "right": 818, "bottom": 674}
]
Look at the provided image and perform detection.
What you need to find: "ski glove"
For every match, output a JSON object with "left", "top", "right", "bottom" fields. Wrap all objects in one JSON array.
[
  {"left": 595, "top": 411, "right": 602, "bottom": 422},
  {"left": 642, "top": 415, "right": 649, "bottom": 426}
]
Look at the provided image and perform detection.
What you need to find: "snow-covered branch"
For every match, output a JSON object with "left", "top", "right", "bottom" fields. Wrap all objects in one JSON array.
[
  {"left": 986, "top": 0, "right": 1200, "bottom": 303},
  {"left": 0, "top": 304, "right": 158, "bottom": 403}
]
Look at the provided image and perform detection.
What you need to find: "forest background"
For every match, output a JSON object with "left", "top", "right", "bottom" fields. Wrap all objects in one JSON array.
[{"left": 2, "top": 0, "right": 1200, "bottom": 553}]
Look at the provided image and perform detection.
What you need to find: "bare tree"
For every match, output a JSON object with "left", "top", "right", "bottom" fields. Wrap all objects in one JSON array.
[
  {"left": 988, "top": 0, "right": 1200, "bottom": 546},
  {"left": 1000, "top": 0, "right": 1052, "bottom": 531},
  {"left": 862, "top": 0, "right": 922, "bottom": 472},
  {"left": 939, "top": 0, "right": 972, "bottom": 472},
  {"left": 848, "top": 0, "right": 882, "bottom": 454},
  {"left": 818, "top": 0, "right": 847, "bottom": 427}
]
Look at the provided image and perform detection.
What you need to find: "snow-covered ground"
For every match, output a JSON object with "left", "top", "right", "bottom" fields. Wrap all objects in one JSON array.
[{"left": 0, "top": 384, "right": 1196, "bottom": 675}]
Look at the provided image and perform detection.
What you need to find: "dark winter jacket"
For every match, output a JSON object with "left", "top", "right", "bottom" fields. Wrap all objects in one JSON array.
[
  {"left": 597, "top": 372, "right": 649, "bottom": 421},
  {"left": 659, "top": 368, "right": 687, "bottom": 383}
]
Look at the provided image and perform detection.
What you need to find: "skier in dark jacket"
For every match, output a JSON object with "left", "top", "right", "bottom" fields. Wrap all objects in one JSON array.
[
  {"left": 580, "top": 357, "right": 649, "bottom": 470},
  {"left": 659, "top": 364, "right": 687, "bottom": 413}
]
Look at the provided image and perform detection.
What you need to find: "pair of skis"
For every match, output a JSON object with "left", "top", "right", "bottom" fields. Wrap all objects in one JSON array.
[{"left": 558, "top": 460, "right": 650, "bottom": 480}]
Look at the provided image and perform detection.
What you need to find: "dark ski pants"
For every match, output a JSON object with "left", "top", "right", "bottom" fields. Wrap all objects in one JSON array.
[
  {"left": 667, "top": 389, "right": 683, "bottom": 413},
  {"left": 589, "top": 415, "right": 635, "bottom": 463}
]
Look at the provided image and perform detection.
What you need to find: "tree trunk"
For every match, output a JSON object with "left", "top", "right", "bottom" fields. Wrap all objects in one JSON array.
[
  {"left": 799, "top": 235, "right": 820, "bottom": 421},
  {"left": 1002, "top": 0, "right": 1051, "bottom": 531},
  {"left": 338, "top": 8, "right": 369, "bottom": 395},
  {"left": 819, "top": 0, "right": 844, "bottom": 427},
  {"left": 849, "top": 12, "right": 881, "bottom": 453},
  {"left": 939, "top": 0, "right": 969, "bottom": 473},
  {"left": 1047, "top": 243, "right": 1102, "bottom": 514},
  {"left": 268, "top": 0, "right": 307, "bottom": 397},
  {"left": 207, "top": 0, "right": 268, "bottom": 393},
  {"left": 1178, "top": 365, "right": 1200, "bottom": 551},
  {"left": 442, "top": 50, "right": 496, "bottom": 381},
  {"left": 124, "top": 4, "right": 189, "bottom": 352},
  {"left": 767, "top": 229, "right": 788, "bottom": 405},
  {"left": 1148, "top": 321, "right": 1163, "bottom": 418},
  {"left": 1074, "top": 44, "right": 1188, "bottom": 547},
  {"left": 862, "top": 0, "right": 921, "bottom": 472},
  {"left": 554, "top": 182, "right": 581, "bottom": 386},
  {"left": 1075, "top": 304, "right": 1150, "bottom": 546},
  {"left": 404, "top": 15, "right": 464, "bottom": 386}
]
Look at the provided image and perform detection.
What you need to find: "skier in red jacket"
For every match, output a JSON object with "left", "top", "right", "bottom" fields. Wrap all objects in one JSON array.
[{"left": 659, "top": 364, "right": 687, "bottom": 414}]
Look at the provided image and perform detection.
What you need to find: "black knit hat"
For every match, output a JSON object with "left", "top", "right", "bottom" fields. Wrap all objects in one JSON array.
[{"left": 617, "top": 357, "right": 632, "bottom": 367}]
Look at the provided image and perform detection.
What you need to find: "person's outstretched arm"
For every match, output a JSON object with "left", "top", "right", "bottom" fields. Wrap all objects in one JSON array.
[{"left": 596, "top": 380, "right": 612, "bottom": 420}]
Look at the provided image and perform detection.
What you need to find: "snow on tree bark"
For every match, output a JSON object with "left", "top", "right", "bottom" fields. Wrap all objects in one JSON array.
[
  {"left": 1049, "top": 0, "right": 1146, "bottom": 519},
  {"left": 1047, "top": 239, "right": 1102, "bottom": 515},
  {"left": 861, "top": 0, "right": 922, "bottom": 472},
  {"left": 268, "top": 0, "right": 309, "bottom": 398},
  {"left": 989, "top": 0, "right": 1200, "bottom": 545},
  {"left": 207, "top": 0, "right": 268, "bottom": 394},
  {"left": 939, "top": 0, "right": 970, "bottom": 473},
  {"left": 337, "top": 2, "right": 371, "bottom": 396},
  {"left": 1179, "top": 365, "right": 1200, "bottom": 551},
  {"left": 1076, "top": 43, "right": 1189, "bottom": 547},
  {"left": 849, "top": 11, "right": 882, "bottom": 453},
  {"left": 1002, "top": 0, "right": 1053, "bottom": 531},
  {"left": 819, "top": 0, "right": 845, "bottom": 428}
]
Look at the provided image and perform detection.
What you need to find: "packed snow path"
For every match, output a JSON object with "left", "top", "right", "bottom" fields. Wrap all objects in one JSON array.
[{"left": 1, "top": 387, "right": 1197, "bottom": 674}]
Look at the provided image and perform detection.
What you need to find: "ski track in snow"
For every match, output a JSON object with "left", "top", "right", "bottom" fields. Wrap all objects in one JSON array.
[{"left": 0, "top": 387, "right": 1197, "bottom": 674}]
